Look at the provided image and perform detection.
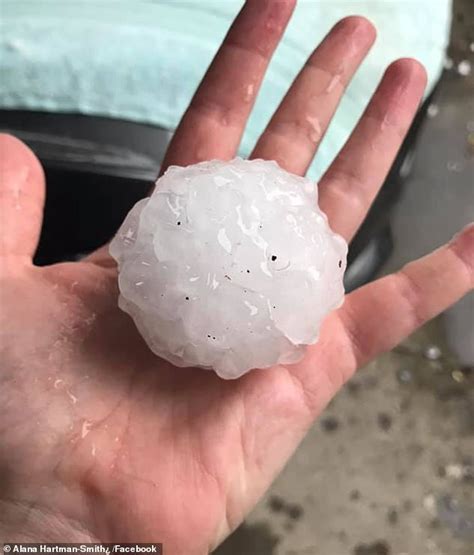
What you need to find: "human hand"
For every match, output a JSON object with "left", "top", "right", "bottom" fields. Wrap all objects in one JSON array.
[{"left": 1, "top": 1, "right": 472, "bottom": 553}]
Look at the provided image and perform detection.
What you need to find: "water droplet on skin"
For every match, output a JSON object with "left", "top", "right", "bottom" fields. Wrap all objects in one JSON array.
[
  {"left": 380, "top": 114, "right": 391, "bottom": 131},
  {"left": 244, "top": 83, "right": 255, "bottom": 102},
  {"left": 306, "top": 115, "right": 321, "bottom": 144},
  {"left": 221, "top": 113, "right": 230, "bottom": 127},
  {"left": 81, "top": 420, "right": 92, "bottom": 438},
  {"left": 265, "top": 20, "right": 282, "bottom": 33},
  {"left": 66, "top": 390, "right": 78, "bottom": 404},
  {"left": 325, "top": 74, "right": 341, "bottom": 93}
]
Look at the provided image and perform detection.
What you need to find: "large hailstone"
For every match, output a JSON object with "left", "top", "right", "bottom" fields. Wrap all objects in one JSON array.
[{"left": 110, "top": 158, "right": 347, "bottom": 379}]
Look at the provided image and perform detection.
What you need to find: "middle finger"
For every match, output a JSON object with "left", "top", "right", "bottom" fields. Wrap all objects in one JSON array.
[{"left": 161, "top": 0, "right": 296, "bottom": 172}]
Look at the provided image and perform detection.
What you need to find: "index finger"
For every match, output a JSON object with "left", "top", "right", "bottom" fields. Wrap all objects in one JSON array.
[{"left": 160, "top": 0, "right": 296, "bottom": 172}]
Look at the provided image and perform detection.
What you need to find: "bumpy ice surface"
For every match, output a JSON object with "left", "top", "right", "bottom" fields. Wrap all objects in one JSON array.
[{"left": 110, "top": 159, "right": 347, "bottom": 379}]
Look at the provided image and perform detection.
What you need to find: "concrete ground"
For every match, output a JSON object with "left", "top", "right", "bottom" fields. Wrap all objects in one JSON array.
[{"left": 215, "top": 1, "right": 474, "bottom": 554}]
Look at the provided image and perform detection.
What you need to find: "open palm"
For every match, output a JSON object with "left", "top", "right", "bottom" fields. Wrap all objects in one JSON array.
[{"left": 1, "top": 2, "right": 472, "bottom": 554}]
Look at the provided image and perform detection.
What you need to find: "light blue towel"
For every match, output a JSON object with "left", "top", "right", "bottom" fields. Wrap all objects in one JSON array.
[{"left": 0, "top": 0, "right": 451, "bottom": 178}]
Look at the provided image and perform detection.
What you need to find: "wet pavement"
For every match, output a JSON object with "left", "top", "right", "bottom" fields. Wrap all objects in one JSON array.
[{"left": 215, "top": 0, "right": 473, "bottom": 553}]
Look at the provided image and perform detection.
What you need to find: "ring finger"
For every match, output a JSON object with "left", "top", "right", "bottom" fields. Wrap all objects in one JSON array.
[{"left": 251, "top": 16, "right": 376, "bottom": 175}]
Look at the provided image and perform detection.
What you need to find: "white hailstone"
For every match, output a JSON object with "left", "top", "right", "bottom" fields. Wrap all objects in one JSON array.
[
  {"left": 424, "top": 344, "right": 442, "bottom": 361},
  {"left": 443, "top": 57, "right": 454, "bottom": 70},
  {"left": 457, "top": 60, "right": 471, "bottom": 76},
  {"left": 427, "top": 103, "right": 439, "bottom": 118},
  {"left": 110, "top": 158, "right": 347, "bottom": 379}
]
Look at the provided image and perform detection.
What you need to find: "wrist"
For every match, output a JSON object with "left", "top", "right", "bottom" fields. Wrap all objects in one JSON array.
[{"left": 0, "top": 499, "right": 98, "bottom": 542}]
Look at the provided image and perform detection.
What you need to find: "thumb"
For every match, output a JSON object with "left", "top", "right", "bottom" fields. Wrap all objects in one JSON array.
[{"left": 0, "top": 134, "right": 45, "bottom": 262}]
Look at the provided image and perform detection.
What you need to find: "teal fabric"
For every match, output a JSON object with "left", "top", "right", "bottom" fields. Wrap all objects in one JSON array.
[{"left": 0, "top": 0, "right": 451, "bottom": 179}]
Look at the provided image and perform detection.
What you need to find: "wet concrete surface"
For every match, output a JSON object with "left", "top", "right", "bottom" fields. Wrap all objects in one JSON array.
[
  {"left": 215, "top": 0, "right": 473, "bottom": 553},
  {"left": 217, "top": 323, "right": 474, "bottom": 555}
]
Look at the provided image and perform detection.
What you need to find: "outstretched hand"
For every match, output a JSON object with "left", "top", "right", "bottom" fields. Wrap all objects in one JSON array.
[{"left": 1, "top": 1, "right": 472, "bottom": 553}]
